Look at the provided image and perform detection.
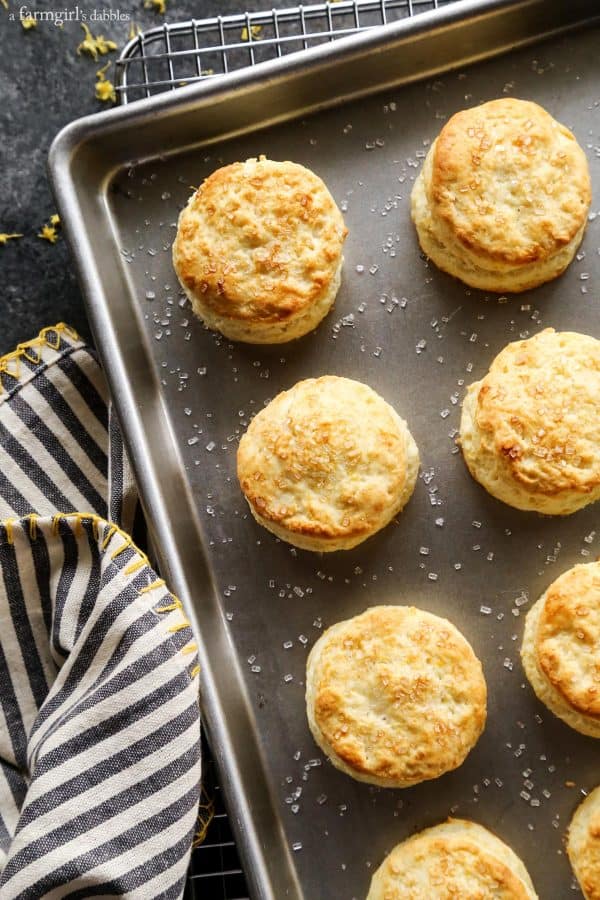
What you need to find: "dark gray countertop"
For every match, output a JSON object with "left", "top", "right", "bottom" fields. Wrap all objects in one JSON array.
[{"left": 0, "top": 0, "right": 284, "bottom": 353}]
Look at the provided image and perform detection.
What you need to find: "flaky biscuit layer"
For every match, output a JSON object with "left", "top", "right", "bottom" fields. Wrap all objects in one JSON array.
[
  {"left": 568, "top": 786, "right": 600, "bottom": 900},
  {"left": 411, "top": 98, "right": 591, "bottom": 292},
  {"left": 367, "top": 819, "right": 538, "bottom": 900},
  {"left": 459, "top": 329, "right": 600, "bottom": 515},
  {"left": 521, "top": 563, "right": 600, "bottom": 738},
  {"left": 173, "top": 157, "right": 347, "bottom": 343},
  {"left": 306, "top": 606, "right": 487, "bottom": 787},
  {"left": 237, "top": 376, "right": 419, "bottom": 552}
]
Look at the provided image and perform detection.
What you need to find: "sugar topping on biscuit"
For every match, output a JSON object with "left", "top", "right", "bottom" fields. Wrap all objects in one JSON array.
[
  {"left": 306, "top": 606, "right": 486, "bottom": 786},
  {"left": 172, "top": 156, "right": 347, "bottom": 342},
  {"left": 536, "top": 563, "right": 600, "bottom": 717},
  {"left": 411, "top": 98, "right": 591, "bottom": 292},
  {"left": 237, "top": 376, "right": 419, "bottom": 551},
  {"left": 431, "top": 99, "right": 590, "bottom": 264},
  {"left": 521, "top": 561, "right": 600, "bottom": 737},
  {"left": 460, "top": 329, "right": 600, "bottom": 514},
  {"left": 368, "top": 819, "right": 538, "bottom": 899}
]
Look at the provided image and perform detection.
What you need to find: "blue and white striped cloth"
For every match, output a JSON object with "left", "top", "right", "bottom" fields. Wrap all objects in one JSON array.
[{"left": 0, "top": 325, "right": 202, "bottom": 899}]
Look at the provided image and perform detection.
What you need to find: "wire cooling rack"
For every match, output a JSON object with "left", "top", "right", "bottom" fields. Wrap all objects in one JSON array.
[
  {"left": 116, "top": 0, "right": 455, "bottom": 103},
  {"left": 122, "top": 2, "right": 456, "bottom": 897},
  {"left": 183, "top": 739, "right": 248, "bottom": 900}
]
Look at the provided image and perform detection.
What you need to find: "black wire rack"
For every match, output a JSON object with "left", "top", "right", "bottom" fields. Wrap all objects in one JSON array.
[
  {"left": 115, "top": 0, "right": 456, "bottom": 104},
  {"left": 183, "top": 737, "right": 248, "bottom": 900},
  {"left": 123, "top": 2, "right": 457, "bottom": 896}
]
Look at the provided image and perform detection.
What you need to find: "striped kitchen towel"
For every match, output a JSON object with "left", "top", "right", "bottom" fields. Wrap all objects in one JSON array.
[
  {"left": 0, "top": 324, "right": 136, "bottom": 529},
  {"left": 0, "top": 325, "right": 202, "bottom": 899}
]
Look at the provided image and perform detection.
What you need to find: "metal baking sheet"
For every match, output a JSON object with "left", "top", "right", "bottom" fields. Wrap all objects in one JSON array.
[{"left": 49, "top": 2, "right": 600, "bottom": 897}]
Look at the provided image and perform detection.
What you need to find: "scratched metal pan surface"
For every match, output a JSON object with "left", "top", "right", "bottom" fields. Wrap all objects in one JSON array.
[{"left": 49, "top": 2, "right": 600, "bottom": 897}]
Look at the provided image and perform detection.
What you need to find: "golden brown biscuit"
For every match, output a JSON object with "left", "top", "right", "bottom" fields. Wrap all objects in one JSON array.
[
  {"left": 411, "top": 98, "right": 591, "bottom": 292},
  {"left": 237, "top": 376, "right": 419, "bottom": 552},
  {"left": 305, "top": 606, "right": 487, "bottom": 787},
  {"left": 568, "top": 786, "right": 600, "bottom": 900},
  {"left": 521, "top": 562, "right": 600, "bottom": 737},
  {"left": 172, "top": 156, "right": 347, "bottom": 343},
  {"left": 367, "top": 819, "right": 538, "bottom": 899},
  {"left": 459, "top": 329, "right": 600, "bottom": 515}
]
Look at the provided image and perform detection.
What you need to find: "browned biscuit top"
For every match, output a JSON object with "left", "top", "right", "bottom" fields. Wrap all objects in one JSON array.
[
  {"left": 173, "top": 157, "right": 347, "bottom": 325},
  {"left": 471, "top": 328, "right": 600, "bottom": 499},
  {"left": 236, "top": 376, "right": 416, "bottom": 544},
  {"left": 536, "top": 563, "right": 600, "bottom": 718},
  {"left": 311, "top": 606, "right": 487, "bottom": 785},
  {"left": 367, "top": 819, "right": 537, "bottom": 899},
  {"left": 568, "top": 786, "right": 600, "bottom": 900},
  {"left": 431, "top": 98, "right": 591, "bottom": 265}
]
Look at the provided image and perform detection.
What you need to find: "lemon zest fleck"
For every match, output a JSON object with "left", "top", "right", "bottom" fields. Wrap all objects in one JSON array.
[
  {"left": 95, "top": 80, "right": 116, "bottom": 102},
  {"left": 77, "top": 23, "right": 117, "bottom": 60},
  {"left": 128, "top": 21, "right": 141, "bottom": 40},
  {"left": 144, "top": 0, "right": 166, "bottom": 14},
  {"left": 241, "top": 24, "right": 262, "bottom": 41},
  {"left": 21, "top": 15, "right": 37, "bottom": 29},
  {"left": 0, "top": 233, "right": 23, "bottom": 245},
  {"left": 37, "top": 224, "right": 59, "bottom": 244},
  {"left": 95, "top": 62, "right": 116, "bottom": 103},
  {"left": 37, "top": 213, "right": 61, "bottom": 244}
]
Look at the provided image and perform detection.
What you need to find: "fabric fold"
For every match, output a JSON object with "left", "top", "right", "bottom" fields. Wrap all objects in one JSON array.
[
  {"left": 0, "top": 514, "right": 201, "bottom": 899},
  {"left": 0, "top": 324, "right": 136, "bottom": 533},
  {"left": 0, "top": 325, "right": 202, "bottom": 899}
]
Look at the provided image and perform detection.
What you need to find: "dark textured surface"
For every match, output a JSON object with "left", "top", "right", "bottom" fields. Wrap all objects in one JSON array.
[{"left": 0, "top": 0, "right": 283, "bottom": 354}]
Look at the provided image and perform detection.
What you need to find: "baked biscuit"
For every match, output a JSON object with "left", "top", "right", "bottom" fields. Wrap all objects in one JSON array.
[
  {"left": 459, "top": 329, "right": 600, "bottom": 515},
  {"left": 521, "top": 562, "right": 600, "bottom": 737},
  {"left": 237, "top": 377, "right": 419, "bottom": 552},
  {"left": 568, "top": 786, "right": 600, "bottom": 900},
  {"left": 305, "top": 606, "right": 487, "bottom": 786},
  {"left": 367, "top": 819, "right": 538, "bottom": 899},
  {"left": 172, "top": 156, "right": 347, "bottom": 343},
  {"left": 411, "top": 98, "right": 591, "bottom": 292}
]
